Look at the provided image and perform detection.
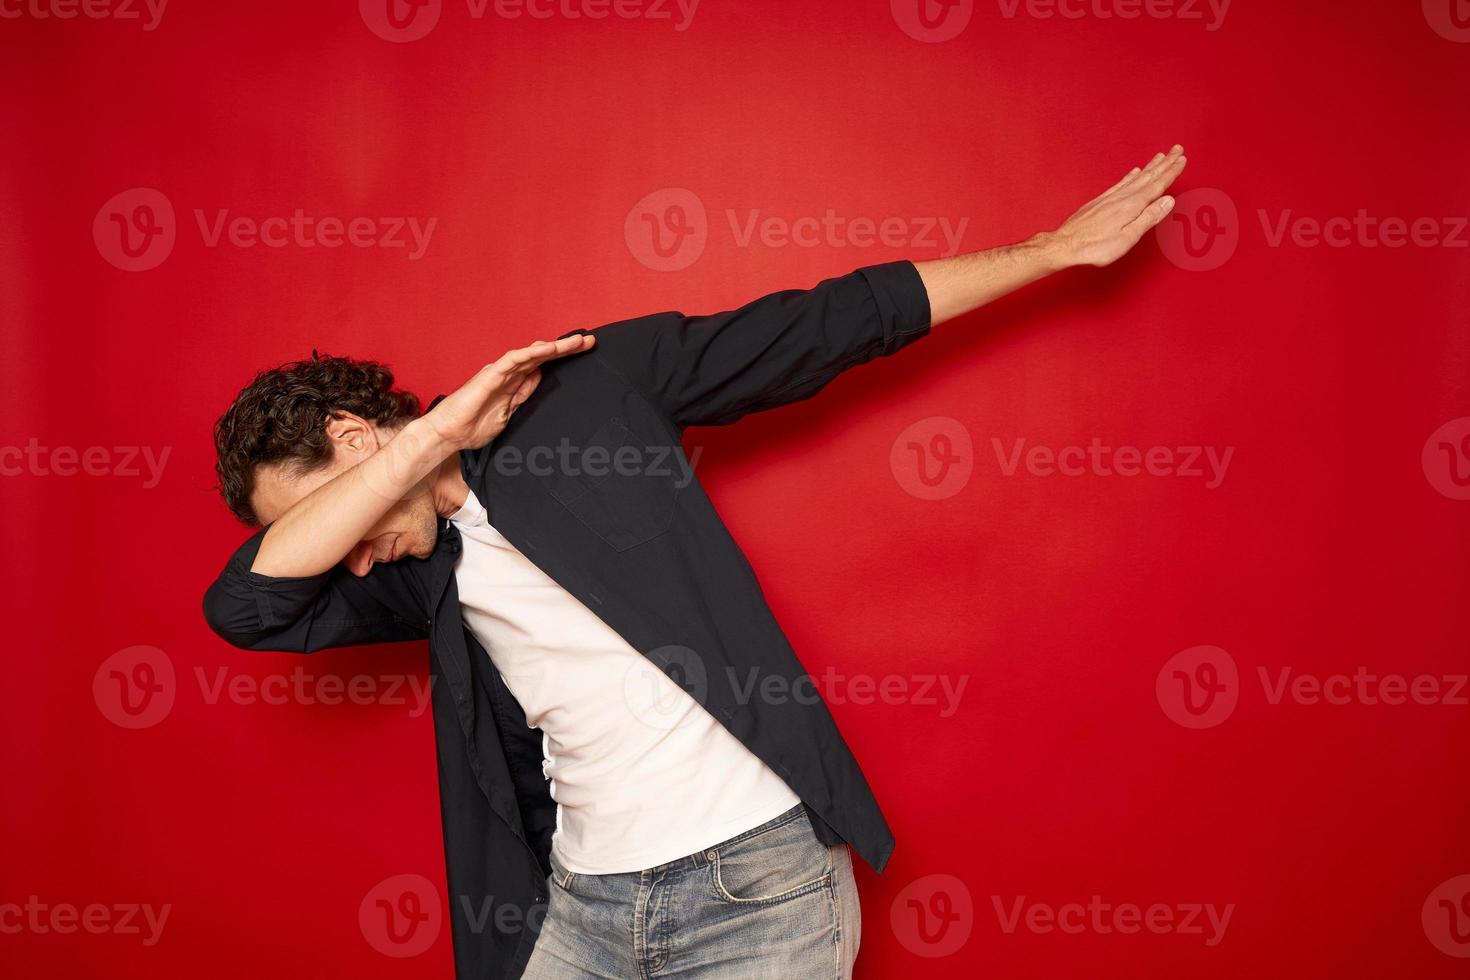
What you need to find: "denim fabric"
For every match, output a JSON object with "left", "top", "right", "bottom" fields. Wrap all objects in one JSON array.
[{"left": 523, "top": 805, "right": 861, "bottom": 978}]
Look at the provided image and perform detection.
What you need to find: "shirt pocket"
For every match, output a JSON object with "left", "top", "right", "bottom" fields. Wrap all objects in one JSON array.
[{"left": 544, "top": 416, "right": 681, "bottom": 552}]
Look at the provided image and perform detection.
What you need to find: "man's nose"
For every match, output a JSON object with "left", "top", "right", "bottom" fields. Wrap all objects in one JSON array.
[{"left": 345, "top": 540, "right": 376, "bottom": 577}]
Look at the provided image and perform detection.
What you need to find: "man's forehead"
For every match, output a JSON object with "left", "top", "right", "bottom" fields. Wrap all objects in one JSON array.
[{"left": 251, "top": 460, "right": 331, "bottom": 525}]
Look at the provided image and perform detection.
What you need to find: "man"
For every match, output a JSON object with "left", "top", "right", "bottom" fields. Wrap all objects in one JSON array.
[{"left": 203, "top": 146, "right": 1187, "bottom": 978}]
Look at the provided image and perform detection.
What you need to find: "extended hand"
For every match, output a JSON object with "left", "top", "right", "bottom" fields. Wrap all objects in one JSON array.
[
  {"left": 1050, "top": 145, "right": 1188, "bottom": 267},
  {"left": 425, "top": 334, "right": 596, "bottom": 451}
]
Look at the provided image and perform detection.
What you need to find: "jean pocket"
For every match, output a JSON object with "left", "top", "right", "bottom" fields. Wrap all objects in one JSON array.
[
  {"left": 710, "top": 813, "right": 834, "bottom": 907},
  {"left": 545, "top": 418, "right": 681, "bottom": 552}
]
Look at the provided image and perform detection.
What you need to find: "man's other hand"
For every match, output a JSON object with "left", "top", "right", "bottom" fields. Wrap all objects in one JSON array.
[
  {"left": 425, "top": 334, "right": 596, "bottom": 452},
  {"left": 1047, "top": 144, "right": 1189, "bottom": 268}
]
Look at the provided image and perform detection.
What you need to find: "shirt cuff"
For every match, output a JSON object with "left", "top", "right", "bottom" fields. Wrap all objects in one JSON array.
[{"left": 857, "top": 260, "right": 932, "bottom": 352}]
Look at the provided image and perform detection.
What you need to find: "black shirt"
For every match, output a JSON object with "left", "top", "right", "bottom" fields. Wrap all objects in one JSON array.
[{"left": 203, "top": 260, "right": 932, "bottom": 978}]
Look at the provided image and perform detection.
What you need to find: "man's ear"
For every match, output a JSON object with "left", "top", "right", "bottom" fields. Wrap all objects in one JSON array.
[{"left": 323, "top": 412, "right": 377, "bottom": 459}]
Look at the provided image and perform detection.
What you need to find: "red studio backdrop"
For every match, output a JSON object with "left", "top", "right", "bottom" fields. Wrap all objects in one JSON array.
[{"left": 3, "top": 1, "right": 1468, "bottom": 977}]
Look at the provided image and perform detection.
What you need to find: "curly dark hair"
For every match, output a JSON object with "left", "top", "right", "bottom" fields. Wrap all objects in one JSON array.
[{"left": 213, "top": 351, "right": 421, "bottom": 525}]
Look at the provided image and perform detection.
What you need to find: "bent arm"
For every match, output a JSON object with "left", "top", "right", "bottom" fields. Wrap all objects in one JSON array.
[
  {"left": 203, "top": 528, "right": 428, "bottom": 653},
  {"left": 250, "top": 335, "right": 594, "bottom": 579}
]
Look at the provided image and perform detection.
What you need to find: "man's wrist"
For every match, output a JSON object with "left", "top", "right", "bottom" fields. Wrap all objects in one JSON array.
[
  {"left": 1027, "top": 231, "right": 1079, "bottom": 274},
  {"left": 396, "top": 416, "right": 459, "bottom": 472}
]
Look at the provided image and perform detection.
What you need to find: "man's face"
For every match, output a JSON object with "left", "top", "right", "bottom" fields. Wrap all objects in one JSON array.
[{"left": 250, "top": 416, "right": 441, "bottom": 577}]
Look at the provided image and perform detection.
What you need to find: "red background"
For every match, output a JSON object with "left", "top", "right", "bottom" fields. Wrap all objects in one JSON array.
[{"left": 4, "top": 1, "right": 1468, "bottom": 977}]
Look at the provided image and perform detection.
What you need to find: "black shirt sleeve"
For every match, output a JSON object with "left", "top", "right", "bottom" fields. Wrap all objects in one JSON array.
[
  {"left": 572, "top": 260, "right": 932, "bottom": 428},
  {"left": 202, "top": 526, "right": 429, "bottom": 653}
]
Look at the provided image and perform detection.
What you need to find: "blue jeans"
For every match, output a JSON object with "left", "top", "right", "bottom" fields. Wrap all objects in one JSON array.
[{"left": 522, "top": 804, "right": 861, "bottom": 978}]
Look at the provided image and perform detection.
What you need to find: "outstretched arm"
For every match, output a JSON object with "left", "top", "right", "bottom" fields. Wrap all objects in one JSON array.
[
  {"left": 915, "top": 144, "right": 1187, "bottom": 325},
  {"left": 581, "top": 145, "right": 1187, "bottom": 429}
]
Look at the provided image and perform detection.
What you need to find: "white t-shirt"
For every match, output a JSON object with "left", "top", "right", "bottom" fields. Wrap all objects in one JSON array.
[{"left": 449, "top": 489, "right": 800, "bottom": 875}]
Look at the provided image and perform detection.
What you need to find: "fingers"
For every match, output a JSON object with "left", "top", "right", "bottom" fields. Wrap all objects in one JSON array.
[
  {"left": 1104, "top": 166, "right": 1142, "bottom": 197},
  {"left": 1114, "top": 144, "right": 1180, "bottom": 195},
  {"left": 508, "top": 369, "right": 542, "bottom": 410},
  {"left": 495, "top": 333, "right": 596, "bottom": 373},
  {"left": 1127, "top": 145, "right": 1186, "bottom": 200},
  {"left": 1122, "top": 192, "right": 1177, "bottom": 238}
]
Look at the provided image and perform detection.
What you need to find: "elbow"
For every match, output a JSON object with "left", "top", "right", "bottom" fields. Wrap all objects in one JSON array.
[{"left": 201, "top": 578, "right": 271, "bottom": 651}]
